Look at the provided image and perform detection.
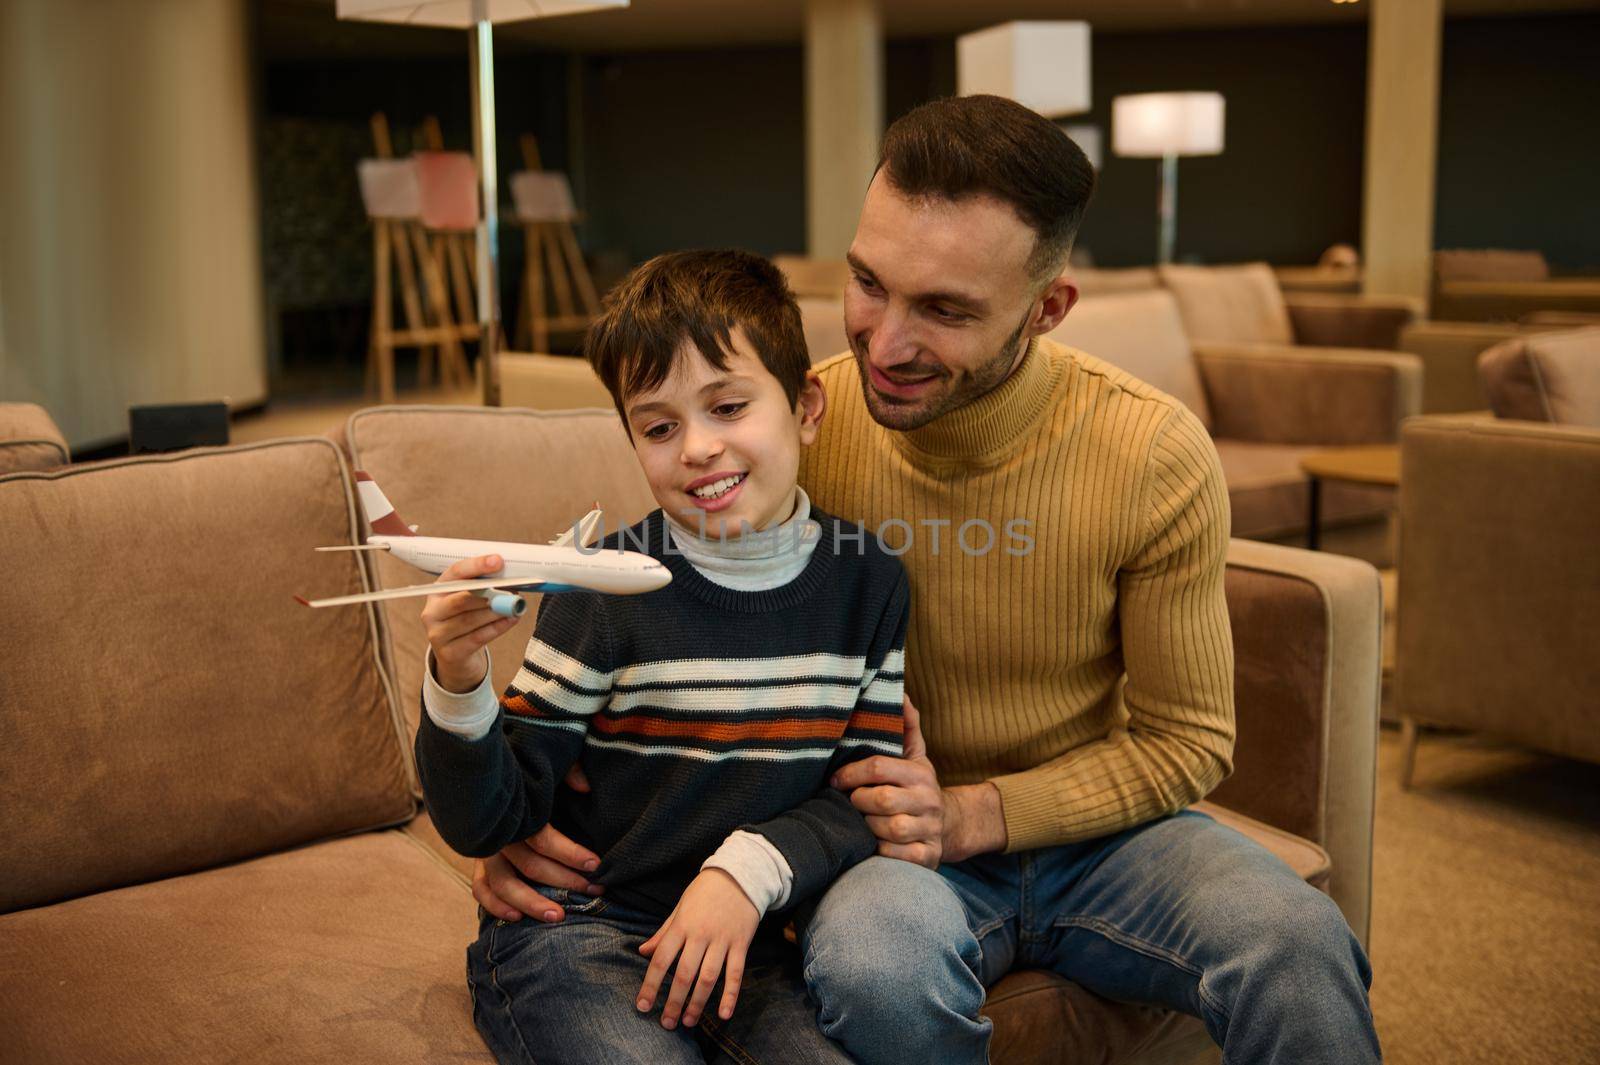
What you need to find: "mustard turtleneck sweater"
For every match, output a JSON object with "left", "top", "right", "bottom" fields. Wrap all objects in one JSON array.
[{"left": 798, "top": 337, "right": 1235, "bottom": 851}]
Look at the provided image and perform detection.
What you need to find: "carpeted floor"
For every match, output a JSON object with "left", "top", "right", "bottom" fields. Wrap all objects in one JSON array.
[{"left": 1368, "top": 725, "right": 1600, "bottom": 1063}]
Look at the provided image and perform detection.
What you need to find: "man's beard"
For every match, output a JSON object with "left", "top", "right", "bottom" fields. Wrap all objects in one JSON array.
[{"left": 853, "top": 313, "right": 1031, "bottom": 432}]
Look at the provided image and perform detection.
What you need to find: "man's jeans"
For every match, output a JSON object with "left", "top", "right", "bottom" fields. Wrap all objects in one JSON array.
[
  {"left": 799, "top": 810, "right": 1381, "bottom": 1065},
  {"left": 465, "top": 886, "right": 850, "bottom": 1065}
]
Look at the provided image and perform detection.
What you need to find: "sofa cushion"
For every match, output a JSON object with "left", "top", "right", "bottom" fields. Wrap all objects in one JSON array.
[
  {"left": 1047, "top": 289, "right": 1213, "bottom": 430},
  {"left": 1159, "top": 263, "right": 1294, "bottom": 346},
  {"left": 1213, "top": 439, "right": 1394, "bottom": 539},
  {"left": 0, "top": 830, "right": 490, "bottom": 1064},
  {"left": 0, "top": 439, "right": 415, "bottom": 912},
  {"left": 0, "top": 401, "right": 70, "bottom": 473},
  {"left": 1478, "top": 326, "right": 1600, "bottom": 427},
  {"left": 346, "top": 406, "right": 657, "bottom": 745}
]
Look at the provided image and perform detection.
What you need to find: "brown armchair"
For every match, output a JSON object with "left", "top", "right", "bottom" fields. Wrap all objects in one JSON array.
[
  {"left": 1395, "top": 327, "right": 1600, "bottom": 784},
  {"left": 0, "top": 402, "right": 70, "bottom": 474},
  {"left": 1049, "top": 288, "right": 1420, "bottom": 550}
]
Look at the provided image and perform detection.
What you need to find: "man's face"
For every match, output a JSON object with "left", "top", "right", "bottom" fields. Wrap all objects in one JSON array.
[
  {"left": 844, "top": 173, "right": 1072, "bottom": 432},
  {"left": 623, "top": 330, "right": 824, "bottom": 540}
]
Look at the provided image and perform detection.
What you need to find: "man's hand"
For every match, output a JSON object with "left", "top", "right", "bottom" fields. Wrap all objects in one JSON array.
[
  {"left": 831, "top": 696, "right": 1008, "bottom": 866},
  {"left": 421, "top": 554, "right": 518, "bottom": 693},
  {"left": 471, "top": 764, "right": 603, "bottom": 923},
  {"left": 636, "top": 869, "right": 759, "bottom": 1030}
]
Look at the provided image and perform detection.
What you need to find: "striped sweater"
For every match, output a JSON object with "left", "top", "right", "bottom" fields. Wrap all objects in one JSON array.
[{"left": 415, "top": 507, "right": 910, "bottom": 918}]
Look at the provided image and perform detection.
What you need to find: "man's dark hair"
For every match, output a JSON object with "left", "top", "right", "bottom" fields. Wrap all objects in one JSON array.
[
  {"left": 877, "top": 94, "right": 1096, "bottom": 281},
  {"left": 585, "top": 249, "right": 811, "bottom": 429}
]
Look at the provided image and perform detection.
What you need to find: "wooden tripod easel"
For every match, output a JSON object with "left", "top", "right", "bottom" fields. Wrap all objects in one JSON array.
[
  {"left": 513, "top": 135, "right": 600, "bottom": 353},
  {"left": 364, "top": 113, "right": 473, "bottom": 403}
]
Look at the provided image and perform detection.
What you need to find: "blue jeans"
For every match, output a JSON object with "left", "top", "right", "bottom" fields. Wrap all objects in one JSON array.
[
  {"left": 465, "top": 886, "right": 851, "bottom": 1065},
  {"left": 799, "top": 810, "right": 1380, "bottom": 1065}
]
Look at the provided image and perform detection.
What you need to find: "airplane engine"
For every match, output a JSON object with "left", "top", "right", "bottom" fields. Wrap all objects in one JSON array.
[{"left": 477, "top": 591, "right": 528, "bottom": 618}]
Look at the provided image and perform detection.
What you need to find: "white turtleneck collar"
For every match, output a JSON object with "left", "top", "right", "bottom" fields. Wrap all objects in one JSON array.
[{"left": 662, "top": 486, "right": 821, "bottom": 592}]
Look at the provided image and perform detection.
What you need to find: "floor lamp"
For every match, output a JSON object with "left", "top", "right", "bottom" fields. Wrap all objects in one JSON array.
[
  {"left": 1112, "top": 92, "right": 1225, "bottom": 265},
  {"left": 336, "top": 0, "right": 628, "bottom": 406},
  {"left": 957, "top": 21, "right": 1093, "bottom": 130}
]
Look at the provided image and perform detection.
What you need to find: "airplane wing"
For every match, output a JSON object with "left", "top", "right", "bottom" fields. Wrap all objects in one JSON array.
[
  {"left": 295, "top": 576, "right": 548, "bottom": 609},
  {"left": 549, "top": 504, "right": 604, "bottom": 549}
]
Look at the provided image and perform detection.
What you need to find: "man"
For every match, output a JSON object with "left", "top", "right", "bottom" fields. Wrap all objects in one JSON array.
[{"left": 474, "top": 95, "right": 1379, "bottom": 1064}]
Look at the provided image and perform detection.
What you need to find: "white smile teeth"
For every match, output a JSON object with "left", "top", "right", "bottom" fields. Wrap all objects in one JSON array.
[{"left": 691, "top": 474, "right": 745, "bottom": 500}]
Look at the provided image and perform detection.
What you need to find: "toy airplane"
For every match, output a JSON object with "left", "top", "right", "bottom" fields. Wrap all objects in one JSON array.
[{"left": 295, "top": 471, "right": 670, "bottom": 618}]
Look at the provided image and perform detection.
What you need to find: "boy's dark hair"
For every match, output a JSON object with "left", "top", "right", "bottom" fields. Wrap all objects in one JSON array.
[
  {"left": 877, "top": 94, "right": 1096, "bottom": 282},
  {"left": 585, "top": 249, "right": 811, "bottom": 429}
]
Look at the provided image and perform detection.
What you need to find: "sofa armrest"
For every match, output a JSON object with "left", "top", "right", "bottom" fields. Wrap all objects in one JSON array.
[
  {"left": 1284, "top": 293, "right": 1421, "bottom": 351},
  {"left": 1212, "top": 539, "right": 1381, "bottom": 945},
  {"left": 1396, "top": 415, "right": 1600, "bottom": 763},
  {"left": 1193, "top": 342, "right": 1422, "bottom": 446}
]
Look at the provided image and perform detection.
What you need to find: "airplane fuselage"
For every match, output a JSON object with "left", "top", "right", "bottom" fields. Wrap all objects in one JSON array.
[{"left": 376, "top": 534, "right": 669, "bottom": 596}]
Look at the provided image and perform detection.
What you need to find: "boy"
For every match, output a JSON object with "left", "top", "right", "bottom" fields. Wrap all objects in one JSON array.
[{"left": 415, "top": 249, "right": 909, "bottom": 1065}]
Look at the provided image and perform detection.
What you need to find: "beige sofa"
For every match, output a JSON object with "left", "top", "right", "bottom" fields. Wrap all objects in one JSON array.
[
  {"left": 1, "top": 407, "right": 1383, "bottom": 1065},
  {"left": 1049, "top": 287, "right": 1419, "bottom": 552},
  {"left": 1395, "top": 327, "right": 1600, "bottom": 784}
]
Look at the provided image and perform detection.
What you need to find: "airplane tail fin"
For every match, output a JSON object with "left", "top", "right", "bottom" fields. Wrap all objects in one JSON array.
[{"left": 354, "top": 471, "right": 417, "bottom": 537}]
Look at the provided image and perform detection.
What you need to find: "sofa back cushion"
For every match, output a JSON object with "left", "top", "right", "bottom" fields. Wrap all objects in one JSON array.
[
  {"left": 1478, "top": 326, "right": 1600, "bottom": 427},
  {"left": 1159, "top": 262, "right": 1294, "bottom": 346},
  {"left": 0, "top": 402, "right": 71, "bottom": 474},
  {"left": 0, "top": 440, "right": 415, "bottom": 912},
  {"left": 346, "top": 407, "right": 657, "bottom": 743},
  {"left": 1433, "top": 248, "right": 1550, "bottom": 283},
  {"left": 1047, "top": 289, "right": 1213, "bottom": 429}
]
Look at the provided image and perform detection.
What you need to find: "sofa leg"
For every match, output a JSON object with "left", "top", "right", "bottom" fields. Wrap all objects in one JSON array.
[{"left": 1399, "top": 716, "right": 1420, "bottom": 790}]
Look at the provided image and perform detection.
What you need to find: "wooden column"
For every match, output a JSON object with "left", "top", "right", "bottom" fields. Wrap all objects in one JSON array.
[
  {"left": 1361, "top": 0, "right": 1443, "bottom": 304},
  {"left": 805, "top": 0, "right": 882, "bottom": 259}
]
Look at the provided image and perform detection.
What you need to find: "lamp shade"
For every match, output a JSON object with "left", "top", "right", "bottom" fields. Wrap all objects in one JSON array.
[
  {"left": 1112, "top": 92, "right": 1225, "bottom": 158},
  {"left": 957, "top": 21, "right": 1091, "bottom": 119},
  {"left": 336, "top": 0, "right": 626, "bottom": 27}
]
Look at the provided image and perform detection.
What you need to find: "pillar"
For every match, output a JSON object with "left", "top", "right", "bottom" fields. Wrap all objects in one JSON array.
[
  {"left": 1361, "top": 0, "right": 1443, "bottom": 304},
  {"left": 805, "top": 0, "right": 882, "bottom": 259}
]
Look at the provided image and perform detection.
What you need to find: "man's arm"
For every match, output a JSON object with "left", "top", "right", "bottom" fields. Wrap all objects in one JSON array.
[
  {"left": 837, "top": 407, "right": 1234, "bottom": 861},
  {"left": 987, "top": 406, "right": 1234, "bottom": 851}
]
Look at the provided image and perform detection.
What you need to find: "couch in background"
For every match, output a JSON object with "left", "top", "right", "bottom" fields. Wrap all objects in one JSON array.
[
  {"left": 1049, "top": 287, "right": 1419, "bottom": 554},
  {"left": 1395, "top": 326, "right": 1600, "bottom": 785},
  {"left": 1430, "top": 249, "right": 1600, "bottom": 323}
]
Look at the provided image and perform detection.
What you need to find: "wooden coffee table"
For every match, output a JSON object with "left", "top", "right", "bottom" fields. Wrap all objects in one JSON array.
[{"left": 1298, "top": 444, "right": 1400, "bottom": 550}]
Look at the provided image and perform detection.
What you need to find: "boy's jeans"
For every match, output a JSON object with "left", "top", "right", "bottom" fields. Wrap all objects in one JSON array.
[
  {"left": 465, "top": 886, "right": 851, "bottom": 1065},
  {"left": 799, "top": 809, "right": 1382, "bottom": 1065}
]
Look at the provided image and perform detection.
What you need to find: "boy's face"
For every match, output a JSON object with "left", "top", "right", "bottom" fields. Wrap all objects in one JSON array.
[{"left": 622, "top": 329, "right": 825, "bottom": 540}]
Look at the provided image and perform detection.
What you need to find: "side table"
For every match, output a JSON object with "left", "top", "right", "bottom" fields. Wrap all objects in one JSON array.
[{"left": 1298, "top": 444, "right": 1400, "bottom": 551}]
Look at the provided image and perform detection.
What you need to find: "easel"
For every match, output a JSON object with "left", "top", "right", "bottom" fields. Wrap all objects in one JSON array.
[
  {"left": 418, "top": 116, "right": 484, "bottom": 355},
  {"left": 364, "top": 113, "right": 472, "bottom": 403},
  {"left": 513, "top": 134, "right": 600, "bottom": 353}
]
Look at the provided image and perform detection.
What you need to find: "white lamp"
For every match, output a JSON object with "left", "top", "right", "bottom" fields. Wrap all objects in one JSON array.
[
  {"left": 1112, "top": 91, "right": 1225, "bottom": 264},
  {"left": 1061, "top": 124, "right": 1102, "bottom": 171},
  {"left": 337, "top": 0, "right": 628, "bottom": 403},
  {"left": 957, "top": 21, "right": 1091, "bottom": 118}
]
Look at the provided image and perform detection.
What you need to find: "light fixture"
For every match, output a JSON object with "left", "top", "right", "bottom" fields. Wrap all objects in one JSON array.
[
  {"left": 957, "top": 21, "right": 1092, "bottom": 118},
  {"left": 336, "top": 0, "right": 629, "bottom": 404},
  {"left": 1112, "top": 91, "right": 1225, "bottom": 264}
]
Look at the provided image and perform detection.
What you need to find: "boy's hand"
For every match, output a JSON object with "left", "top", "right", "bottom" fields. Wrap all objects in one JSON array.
[
  {"left": 421, "top": 554, "right": 518, "bottom": 693},
  {"left": 636, "top": 869, "right": 759, "bottom": 1030}
]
